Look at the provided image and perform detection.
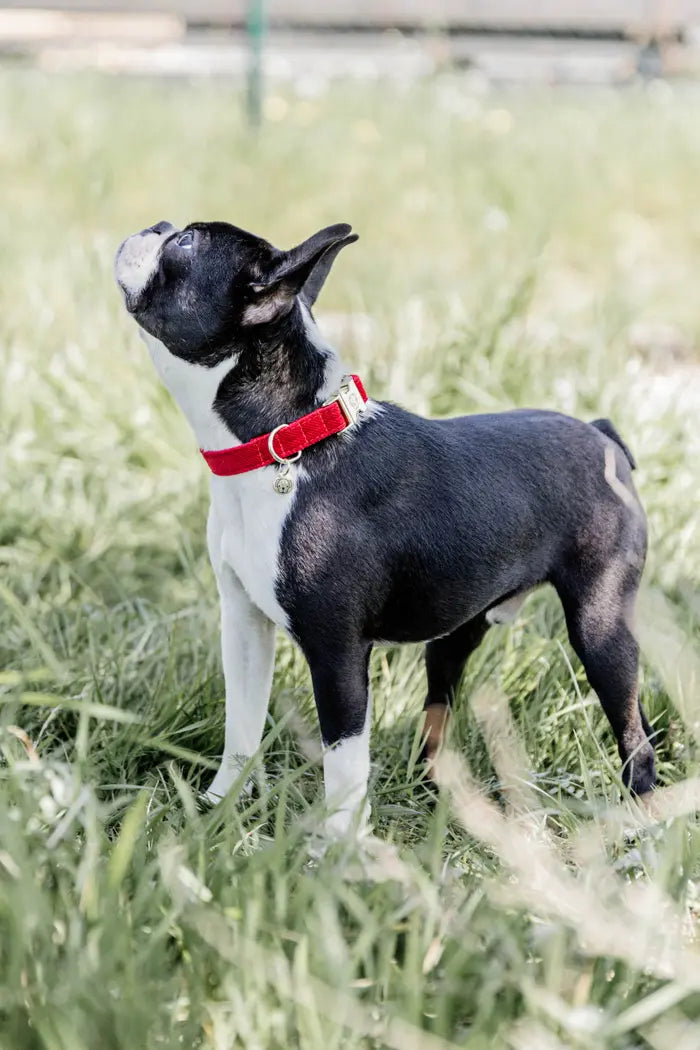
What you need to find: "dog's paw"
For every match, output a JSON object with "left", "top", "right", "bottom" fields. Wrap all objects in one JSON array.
[
  {"left": 202, "top": 756, "right": 260, "bottom": 806},
  {"left": 307, "top": 803, "right": 372, "bottom": 859},
  {"left": 201, "top": 777, "right": 232, "bottom": 806}
]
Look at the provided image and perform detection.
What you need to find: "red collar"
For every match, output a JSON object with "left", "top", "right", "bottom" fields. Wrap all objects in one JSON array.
[{"left": 200, "top": 374, "right": 368, "bottom": 478}]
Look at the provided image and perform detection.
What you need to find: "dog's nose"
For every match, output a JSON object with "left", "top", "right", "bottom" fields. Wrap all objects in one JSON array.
[{"left": 141, "top": 221, "right": 174, "bottom": 237}]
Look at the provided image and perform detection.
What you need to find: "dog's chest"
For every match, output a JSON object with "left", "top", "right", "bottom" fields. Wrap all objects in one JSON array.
[{"left": 211, "top": 470, "right": 295, "bottom": 629}]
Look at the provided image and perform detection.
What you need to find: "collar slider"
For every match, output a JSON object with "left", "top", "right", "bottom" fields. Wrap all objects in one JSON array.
[{"left": 323, "top": 374, "right": 367, "bottom": 428}]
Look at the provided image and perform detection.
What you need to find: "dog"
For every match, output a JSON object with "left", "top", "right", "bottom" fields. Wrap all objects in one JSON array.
[{"left": 114, "top": 219, "right": 655, "bottom": 838}]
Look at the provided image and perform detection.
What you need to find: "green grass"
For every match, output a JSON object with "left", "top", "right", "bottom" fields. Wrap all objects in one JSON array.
[{"left": 1, "top": 69, "right": 699, "bottom": 1049}]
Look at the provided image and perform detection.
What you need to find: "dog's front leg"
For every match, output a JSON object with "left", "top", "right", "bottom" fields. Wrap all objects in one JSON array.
[
  {"left": 204, "top": 559, "right": 276, "bottom": 804},
  {"left": 306, "top": 640, "right": 372, "bottom": 840}
]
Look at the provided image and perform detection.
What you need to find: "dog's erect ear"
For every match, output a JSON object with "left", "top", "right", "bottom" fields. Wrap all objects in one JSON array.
[
  {"left": 244, "top": 224, "right": 357, "bottom": 325},
  {"left": 298, "top": 227, "right": 358, "bottom": 309}
]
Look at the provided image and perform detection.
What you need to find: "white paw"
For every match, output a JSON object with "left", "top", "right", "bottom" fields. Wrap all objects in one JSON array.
[
  {"left": 322, "top": 809, "right": 359, "bottom": 839},
  {"left": 202, "top": 774, "right": 235, "bottom": 805},
  {"left": 307, "top": 802, "right": 371, "bottom": 858},
  {"left": 202, "top": 756, "right": 259, "bottom": 805}
]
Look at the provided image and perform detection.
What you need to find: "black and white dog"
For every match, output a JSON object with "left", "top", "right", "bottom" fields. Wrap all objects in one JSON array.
[{"left": 115, "top": 219, "right": 655, "bottom": 838}]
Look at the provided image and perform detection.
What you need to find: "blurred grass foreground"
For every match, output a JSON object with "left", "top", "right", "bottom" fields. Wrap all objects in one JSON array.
[{"left": 1, "top": 69, "right": 700, "bottom": 1048}]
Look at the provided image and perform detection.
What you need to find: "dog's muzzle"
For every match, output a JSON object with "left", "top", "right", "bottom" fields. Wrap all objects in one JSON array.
[{"left": 114, "top": 221, "right": 175, "bottom": 310}]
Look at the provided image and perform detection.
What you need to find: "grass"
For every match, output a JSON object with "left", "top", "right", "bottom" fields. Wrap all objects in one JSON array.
[{"left": 1, "top": 68, "right": 699, "bottom": 1049}]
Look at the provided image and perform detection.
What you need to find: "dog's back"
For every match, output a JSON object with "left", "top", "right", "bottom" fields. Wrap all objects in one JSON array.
[{"left": 279, "top": 405, "right": 645, "bottom": 641}]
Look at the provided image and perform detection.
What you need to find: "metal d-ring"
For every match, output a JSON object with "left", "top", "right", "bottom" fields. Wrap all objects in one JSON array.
[
  {"left": 267, "top": 424, "right": 302, "bottom": 467},
  {"left": 268, "top": 424, "right": 301, "bottom": 495}
]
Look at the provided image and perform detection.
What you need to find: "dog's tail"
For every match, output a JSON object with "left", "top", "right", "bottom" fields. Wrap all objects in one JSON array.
[{"left": 590, "top": 418, "right": 636, "bottom": 470}]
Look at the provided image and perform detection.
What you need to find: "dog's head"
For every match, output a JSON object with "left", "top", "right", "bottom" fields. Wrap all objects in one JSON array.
[{"left": 114, "top": 220, "right": 357, "bottom": 365}]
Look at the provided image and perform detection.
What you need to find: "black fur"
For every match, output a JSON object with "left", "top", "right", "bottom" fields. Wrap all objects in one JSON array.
[
  {"left": 214, "top": 307, "right": 329, "bottom": 441},
  {"left": 117, "top": 219, "right": 656, "bottom": 797}
]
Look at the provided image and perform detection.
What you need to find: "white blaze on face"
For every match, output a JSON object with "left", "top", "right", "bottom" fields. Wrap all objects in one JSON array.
[{"left": 114, "top": 230, "right": 167, "bottom": 302}]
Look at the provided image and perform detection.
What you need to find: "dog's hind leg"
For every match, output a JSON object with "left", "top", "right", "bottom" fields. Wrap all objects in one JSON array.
[
  {"left": 556, "top": 560, "right": 655, "bottom": 796},
  {"left": 422, "top": 614, "right": 490, "bottom": 772}
]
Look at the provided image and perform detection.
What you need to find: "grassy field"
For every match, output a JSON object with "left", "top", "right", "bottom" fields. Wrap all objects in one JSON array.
[{"left": 1, "top": 69, "right": 700, "bottom": 1049}]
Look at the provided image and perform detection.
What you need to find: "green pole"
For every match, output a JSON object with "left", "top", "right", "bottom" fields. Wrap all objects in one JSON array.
[{"left": 246, "top": 0, "right": 265, "bottom": 129}]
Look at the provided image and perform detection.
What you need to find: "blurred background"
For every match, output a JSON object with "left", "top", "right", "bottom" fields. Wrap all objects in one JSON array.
[
  {"left": 1, "top": 4, "right": 700, "bottom": 1049},
  {"left": 3, "top": 0, "right": 700, "bottom": 85}
]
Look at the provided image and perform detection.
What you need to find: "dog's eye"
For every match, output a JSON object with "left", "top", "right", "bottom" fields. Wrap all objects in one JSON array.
[{"left": 176, "top": 231, "right": 194, "bottom": 249}]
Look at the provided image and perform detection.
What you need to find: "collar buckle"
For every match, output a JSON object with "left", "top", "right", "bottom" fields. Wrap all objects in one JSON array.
[{"left": 324, "top": 374, "right": 367, "bottom": 428}]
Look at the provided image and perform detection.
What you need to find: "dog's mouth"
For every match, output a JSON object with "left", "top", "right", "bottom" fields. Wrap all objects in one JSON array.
[
  {"left": 115, "top": 270, "right": 148, "bottom": 316},
  {"left": 114, "top": 223, "right": 175, "bottom": 315},
  {"left": 121, "top": 288, "right": 147, "bottom": 315},
  {"left": 115, "top": 270, "right": 147, "bottom": 314}
]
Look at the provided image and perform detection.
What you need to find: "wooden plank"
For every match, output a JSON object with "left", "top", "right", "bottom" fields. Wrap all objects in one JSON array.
[
  {"left": 3, "top": 0, "right": 700, "bottom": 34},
  {"left": 0, "top": 10, "right": 181, "bottom": 41}
]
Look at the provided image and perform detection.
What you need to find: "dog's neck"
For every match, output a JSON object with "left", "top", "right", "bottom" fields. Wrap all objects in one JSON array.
[{"left": 141, "top": 303, "right": 347, "bottom": 451}]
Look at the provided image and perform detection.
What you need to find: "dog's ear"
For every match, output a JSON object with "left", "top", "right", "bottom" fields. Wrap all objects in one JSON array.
[
  {"left": 244, "top": 224, "right": 357, "bottom": 325},
  {"left": 299, "top": 227, "right": 358, "bottom": 309}
]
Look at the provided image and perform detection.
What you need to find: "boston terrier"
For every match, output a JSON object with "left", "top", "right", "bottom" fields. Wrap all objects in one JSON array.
[{"left": 114, "top": 219, "right": 655, "bottom": 839}]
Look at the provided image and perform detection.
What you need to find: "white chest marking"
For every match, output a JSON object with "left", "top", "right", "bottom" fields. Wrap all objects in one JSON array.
[
  {"left": 140, "top": 330, "right": 299, "bottom": 629},
  {"left": 211, "top": 470, "right": 298, "bottom": 631},
  {"left": 140, "top": 330, "right": 237, "bottom": 451},
  {"left": 139, "top": 318, "right": 374, "bottom": 633}
]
